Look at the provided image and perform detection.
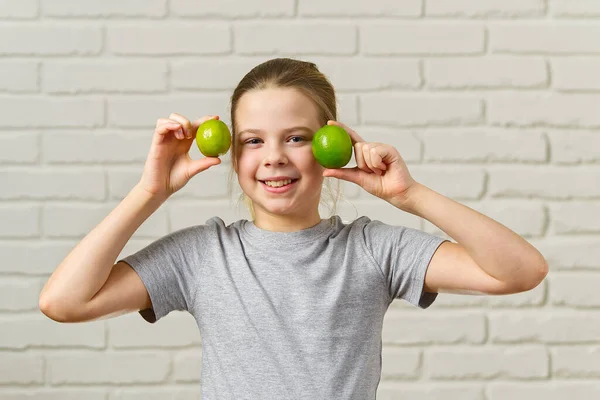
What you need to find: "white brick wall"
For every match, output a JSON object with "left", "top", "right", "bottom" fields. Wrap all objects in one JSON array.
[{"left": 1, "top": 0, "right": 598, "bottom": 398}]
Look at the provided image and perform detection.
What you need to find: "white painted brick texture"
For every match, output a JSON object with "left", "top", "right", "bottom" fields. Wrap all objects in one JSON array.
[{"left": 1, "top": 0, "right": 598, "bottom": 398}]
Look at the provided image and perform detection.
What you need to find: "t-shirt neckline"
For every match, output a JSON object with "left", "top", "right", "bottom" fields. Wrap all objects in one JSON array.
[{"left": 242, "top": 216, "right": 338, "bottom": 245}]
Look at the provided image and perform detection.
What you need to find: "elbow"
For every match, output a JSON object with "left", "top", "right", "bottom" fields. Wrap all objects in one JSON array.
[
  {"left": 518, "top": 259, "right": 549, "bottom": 293},
  {"left": 39, "top": 294, "right": 82, "bottom": 323}
]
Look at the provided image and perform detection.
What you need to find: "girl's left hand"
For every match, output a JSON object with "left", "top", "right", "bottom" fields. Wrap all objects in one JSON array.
[{"left": 322, "top": 120, "right": 417, "bottom": 207}]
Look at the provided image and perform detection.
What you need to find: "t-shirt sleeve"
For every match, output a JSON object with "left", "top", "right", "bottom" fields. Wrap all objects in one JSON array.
[
  {"left": 117, "top": 226, "right": 203, "bottom": 323},
  {"left": 361, "top": 219, "right": 448, "bottom": 309}
]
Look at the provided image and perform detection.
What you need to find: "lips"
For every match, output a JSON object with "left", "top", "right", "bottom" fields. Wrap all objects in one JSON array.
[{"left": 259, "top": 178, "right": 299, "bottom": 193}]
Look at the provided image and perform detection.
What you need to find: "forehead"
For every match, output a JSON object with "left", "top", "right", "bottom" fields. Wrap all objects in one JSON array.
[{"left": 235, "top": 87, "right": 321, "bottom": 131}]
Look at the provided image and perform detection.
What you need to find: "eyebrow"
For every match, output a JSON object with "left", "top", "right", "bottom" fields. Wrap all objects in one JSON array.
[{"left": 238, "top": 126, "right": 314, "bottom": 136}]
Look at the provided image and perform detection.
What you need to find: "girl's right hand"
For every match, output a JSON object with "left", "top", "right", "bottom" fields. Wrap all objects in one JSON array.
[{"left": 138, "top": 113, "right": 223, "bottom": 200}]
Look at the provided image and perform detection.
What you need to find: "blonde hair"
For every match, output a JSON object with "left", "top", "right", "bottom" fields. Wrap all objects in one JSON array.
[{"left": 227, "top": 58, "right": 343, "bottom": 220}]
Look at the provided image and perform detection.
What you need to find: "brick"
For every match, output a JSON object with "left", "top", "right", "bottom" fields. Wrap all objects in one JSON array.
[
  {"left": 489, "top": 310, "right": 600, "bottom": 343},
  {"left": 0, "top": 241, "right": 76, "bottom": 275},
  {"left": 108, "top": 312, "right": 200, "bottom": 348},
  {"left": 426, "top": 0, "right": 545, "bottom": 17},
  {"left": 42, "top": 0, "right": 166, "bottom": 17},
  {"left": 489, "top": 93, "right": 600, "bottom": 128},
  {"left": 489, "top": 166, "right": 600, "bottom": 199},
  {"left": 169, "top": 201, "right": 252, "bottom": 231},
  {"left": 0, "top": 353, "right": 44, "bottom": 384},
  {"left": 171, "top": 167, "right": 231, "bottom": 199},
  {"left": 0, "top": 316, "right": 105, "bottom": 349},
  {"left": 299, "top": 0, "right": 421, "bottom": 17},
  {"left": 43, "top": 203, "right": 168, "bottom": 238},
  {"left": 550, "top": 202, "right": 600, "bottom": 234},
  {"left": 421, "top": 129, "right": 547, "bottom": 163},
  {"left": 0, "top": 205, "right": 40, "bottom": 237},
  {"left": 425, "top": 346, "right": 548, "bottom": 379},
  {"left": 382, "top": 310, "right": 486, "bottom": 344},
  {"left": 549, "top": 272, "right": 600, "bottom": 307},
  {"left": 549, "top": 130, "right": 600, "bottom": 164},
  {"left": 361, "top": 24, "right": 484, "bottom": 55},
  {"left": 107, "top": 95, "right": 229, "bottom": 128},
  {"left": 0, "top": 132, "right": 39, "bottom": 164},
  {"left": 426, "top": 57, "right": 547, "bottom": 89},
  {"left": 316, "top": 58, "right": 420, "bottom": 91},
  {"left": 361, "top": 95, "right": 483, "bottom": 127},
  {"left": 551, "top": 0, "right": 600, "bottom": 17},
  {"left": 488, "top": 382, "right": 600, "bottom": 400},
  {"left": 108, "top": 23, "right": 230, "bottom": 55},
  {"left": 235, "top": 23, "right": 356, "bottom": 55},
  {"left": 0, "top": 390, "right": 107, "bottom": 400},
  {"left": 410, "top": 166, "right": 486, "bottom": 200},
  {"left": 336, "top": 199, "right": 422, "bottom": 229},
  {"left": 0, "top": 61, "right": 38, "bottom": 92},
  {"left": 381, "top": 347, "right": 420, "bottom": 379},
  {"left": 0, "top": 278, "right": 40, "bottom": 311},
  {"left": 337, "top": 94, "right": 359, "bottom": 126},
  {"left": 43, "top": 131, "right": 150, "bottom": 164},
  {"left": 43, "top": 61, "right": 167, "bottom": 93},
  {"left": 47, "top": 352, "right": 170, "bottom": 384},
  {"left": 0, "top": 0, "right": 38, "bottom": 18},
  {"left": 171, "top": 0, "right": 293, "bottom": 17},
  {"left": 424, "top": 200, "right": 546, "bottom": 238},
  {"left": 378, "top": 382, "right": 484, "bottom": 400},
  {"left": 532, "top": 236, "right": 600, "bottom": 270},
  {"left": 490, "top": 23, "right": 600, "bottom": 54},
  {"left": 0, "top": 26, "right": 101, "bottom": 55},
  {"left": 172, "top": 349, "right": 202, "bottom": 382},
  {"left": 0, "top": 169, "right": 105, "bottom": 200},
  {"left": 171, "top": 58, "right": 261, "bottom": 90},
  {"left": 553, "top": 57, "right": 600, "bottom": 90},
  {"left": 107, "top": 169, "right": 142, "bottom": 200},
  {"left": 356, "top": 127, "right": 421, "bottom": 162},
  {"left": 0, "top": 97, "right": 104, "bottom": 128},
  {"left": 551, "top": 346, "right": 600, "bottom": 377},
  {"left": 110, "top": 388, "right": 200, "bottom": 400}
]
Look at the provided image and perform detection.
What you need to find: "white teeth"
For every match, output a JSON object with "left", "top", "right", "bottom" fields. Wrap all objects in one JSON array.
[{"left": 264, "top": 179, "right": 292, "bottom": 187}]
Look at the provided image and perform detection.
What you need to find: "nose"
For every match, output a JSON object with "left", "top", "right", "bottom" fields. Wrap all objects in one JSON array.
[{"left": 263, "top": 143, "right": 288, "bottom": 166}]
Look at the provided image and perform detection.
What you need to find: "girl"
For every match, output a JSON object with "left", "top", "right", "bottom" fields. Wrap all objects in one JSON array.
[{"left": 39, "top": 58, "right": 548, "bottom": 399}]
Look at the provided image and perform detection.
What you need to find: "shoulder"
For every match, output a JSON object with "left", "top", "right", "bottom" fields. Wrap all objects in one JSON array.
[{"left": 165, "top": 217, "right": 247, "bottom": 243}]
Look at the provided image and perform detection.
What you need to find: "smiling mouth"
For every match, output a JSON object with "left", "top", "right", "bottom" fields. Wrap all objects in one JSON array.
[{"left": 259, "top": 179, "right": 299, "bottom": 188}]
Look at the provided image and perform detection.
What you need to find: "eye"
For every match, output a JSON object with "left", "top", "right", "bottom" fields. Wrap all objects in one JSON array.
[
  {"left": 289, "top": 136, "right": 305, "bottom": 143},
  {"left": 244, "top": 138, "right": 262, "bottom": 145}
]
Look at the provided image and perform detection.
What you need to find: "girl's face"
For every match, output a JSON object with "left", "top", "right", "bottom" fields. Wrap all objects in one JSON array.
[{"left": 234, "top": 87, "right": 325, "bottom": 228}]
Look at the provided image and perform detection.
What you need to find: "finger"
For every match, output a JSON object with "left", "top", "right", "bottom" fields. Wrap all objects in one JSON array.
[
  {"left": 361, "top": 143, "right": 381, "bottom": 175},
  {"left": 187, "top": 157, "right": 222, "bottom": 178},
  {"left": 169, "top": 113, "right": 193, "bottom": 139},
  {"left": 327, "top": 120, "right": 365, "bottom": 144},
  {"left": 354, "top": 143, "right": 373, "bottom": 174},
  {"left": 370, "top": 146, "right": 387, "bottom": 173},
  {"left": 155, "top": 118, "right": 184, "bottom": 138},
  {"left": 323, "top": 166, "right": 368, "bottom": 187},
  {"left": 191, "top": 115, "right": 220, "bottom": 132}
]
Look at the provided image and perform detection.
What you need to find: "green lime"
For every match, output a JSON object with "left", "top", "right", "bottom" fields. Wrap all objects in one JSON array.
[
  {"left": 196, "top": 119, "right": 231, "bottom": 157},
  {"left": 312, "top": 125, "right": 353, "bottom": 169}
]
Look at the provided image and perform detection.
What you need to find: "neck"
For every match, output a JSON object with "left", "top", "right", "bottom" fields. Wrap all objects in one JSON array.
[{"left": 252, "top": 210, "right": 322, "bottom": 232}]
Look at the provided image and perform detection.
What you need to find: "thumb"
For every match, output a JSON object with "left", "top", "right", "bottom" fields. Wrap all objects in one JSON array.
[
  {"left": 323, "top": 167, "right": 364, "bottom": 186},
  {"left": 188, "top": 157, "right": 221, "bottom": 178}
]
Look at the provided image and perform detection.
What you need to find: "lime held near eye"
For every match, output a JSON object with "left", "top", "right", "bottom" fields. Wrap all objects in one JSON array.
[
  {"left": 196, "top": 119, "right": 231, "bottom": 157},
  {"left": 312, "top": 125, "right": 353, "bottom": 169}
]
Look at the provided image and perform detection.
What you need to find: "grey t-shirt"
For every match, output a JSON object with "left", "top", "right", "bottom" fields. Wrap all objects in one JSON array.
[{"left": 119, "top": 215, "right": 447, "bottom": 400}]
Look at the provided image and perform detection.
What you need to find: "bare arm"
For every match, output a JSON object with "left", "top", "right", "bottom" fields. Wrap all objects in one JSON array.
[
  {"left": 39, "top": 113, "right": 222, "bottom": 322},
  {"left": 395, "top": 183, "right": 548, "bottom": 295},
  {"left": 39, "top": 184, "right": 164, "bottom": 322}
]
